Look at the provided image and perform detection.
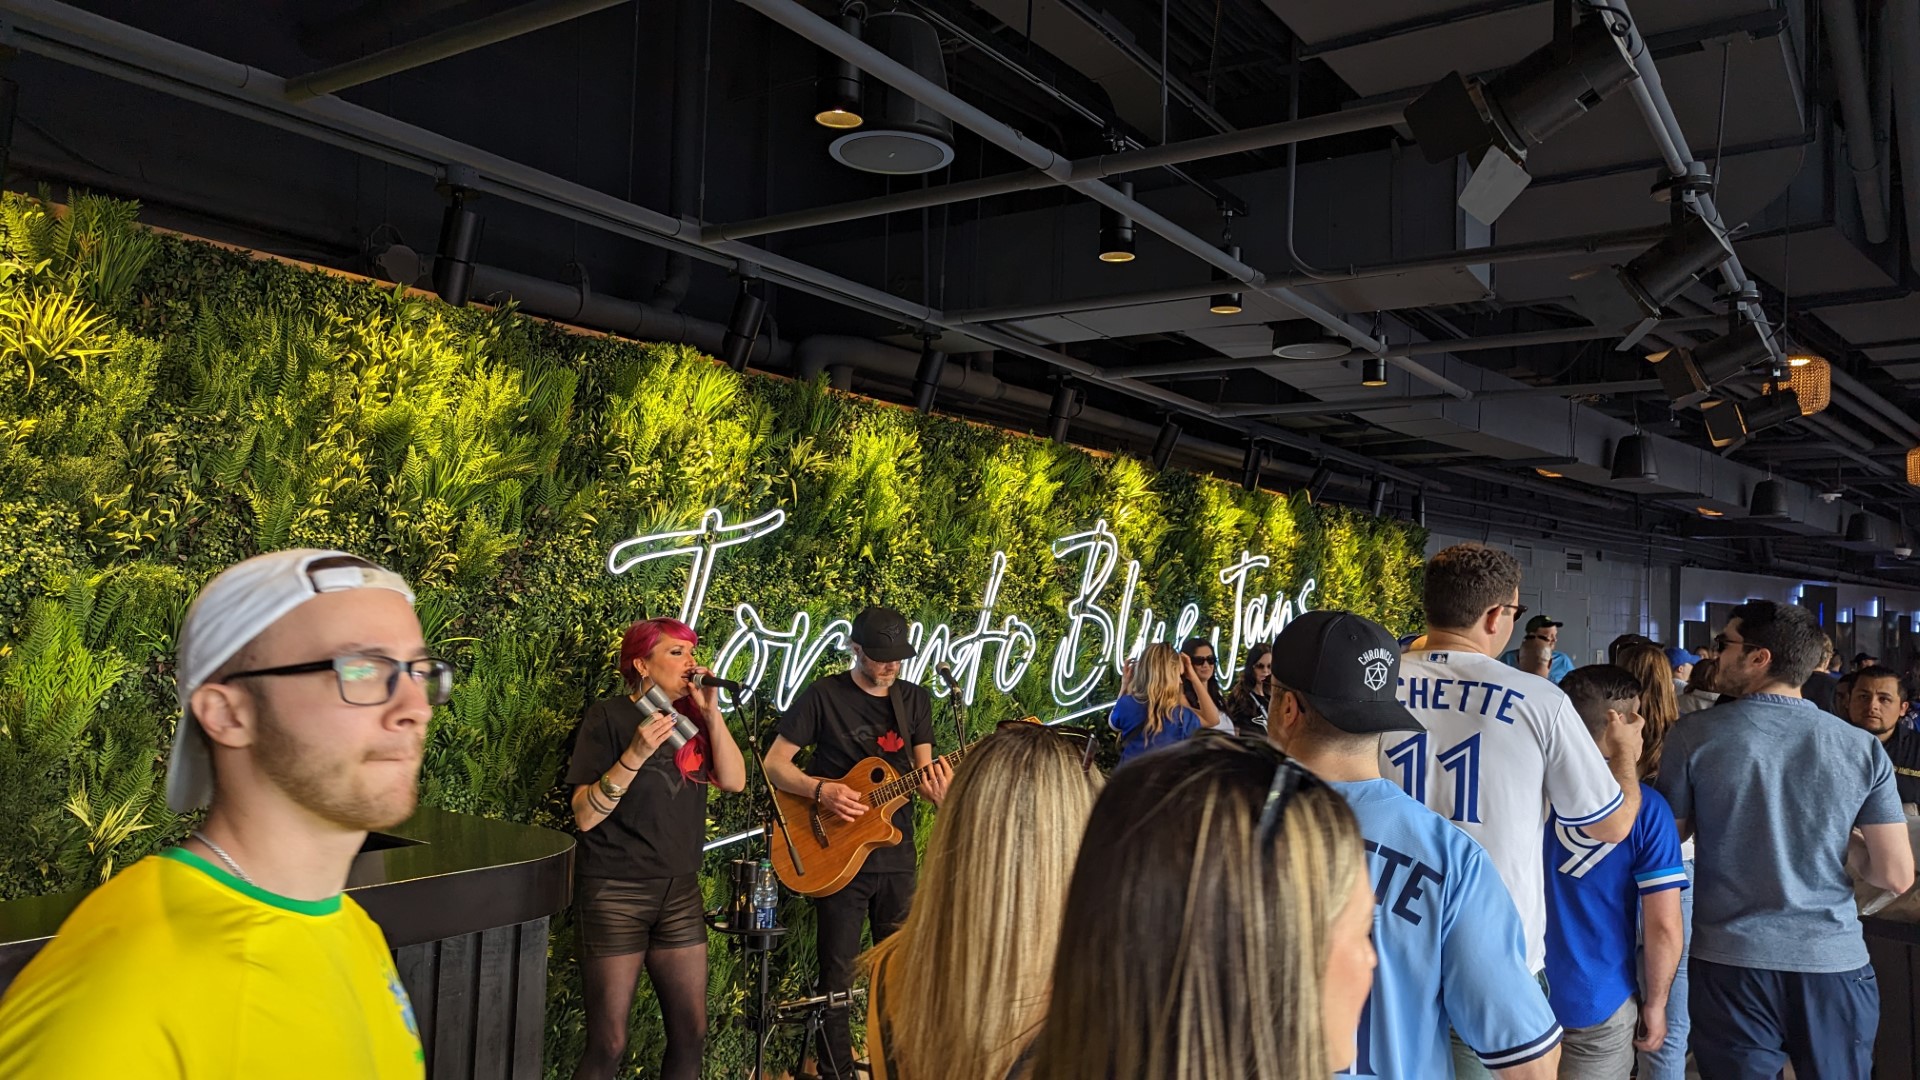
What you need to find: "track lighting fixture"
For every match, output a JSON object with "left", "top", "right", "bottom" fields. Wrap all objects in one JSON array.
[
  {"left": 431, "top": 188, "right": 482, "bottom": 307},
  {"left": 720, "top": 281, "right": 767, "bottom": 372},
  {"left": 1765, "top": 356, "right": 1830, "bottom": 416},
  {"left": 1701, "top": 391, "right": 1802, "bottom": 449},
  {"left": 1150, "top": 419, "right": 1181, "bottom": 472},
  {"left": 1405, "top": 15, "right": 1637, "bottom": 224},
  {"left": 1648, "top": 322, "right": 1774, "bottom": 408},
  {"left": 1616, "top": 214, "right": 1734, "bottom": 321},
  {"left": 1748, "top": 478, "right": 1790, "bottom": 519},
  {"left": 1047, "top": 382, "right": 1078, "bottom": 443},
  {"left": 1361, "top": 356, "right": 1389, "bottom": 387},
  {"left": 814, "top": 10, "right": 865, "bottom": 130},
  {"left": 1271, "top": 321, "right": 1353, "bottom": 361},
  {"left": 1305, "top": 462, "right": 1333, "bottom": 503},
  {"left": 1609, "top": 433, "right": 1657, "bottom": 482},
  {"left": 1367, "top": 477, "right": 1390, "bottom": 517},
  {"left": 911, "top": 338, "right": 946, "bottom": 413},
  {"left": 1098, "top": 180, "right": 1137, "bottom": 263},
  {"left": 1241, "top": 441, "right": 1267, "bottom": 491}
]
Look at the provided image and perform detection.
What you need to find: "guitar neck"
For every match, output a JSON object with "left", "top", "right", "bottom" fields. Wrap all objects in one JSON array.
[{"left": 865, "top": 742, "right": 974, "bottom": 806}]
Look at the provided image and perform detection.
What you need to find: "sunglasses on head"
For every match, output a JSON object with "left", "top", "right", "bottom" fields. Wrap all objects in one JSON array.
[
  {"left": 994, "top": 718, "right": 1102, "bottom": 774},
  {"left": 1256, "top": 753, "right": 1323, "bottom": 847}
]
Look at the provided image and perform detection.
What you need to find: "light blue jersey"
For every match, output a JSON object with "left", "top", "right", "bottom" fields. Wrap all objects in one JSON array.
[{"left": 1330, "top": 779, "right": 1562, "bottom": 1078}]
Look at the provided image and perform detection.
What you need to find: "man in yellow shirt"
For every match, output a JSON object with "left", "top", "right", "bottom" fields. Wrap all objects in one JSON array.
[{"left": 0, "top": 549, "right": 450, "bottom": 1077}]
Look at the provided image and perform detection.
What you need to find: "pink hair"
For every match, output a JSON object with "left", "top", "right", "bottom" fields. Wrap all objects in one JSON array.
[{"left": 616, "top": 618, "right": 712, "bottom": 784}]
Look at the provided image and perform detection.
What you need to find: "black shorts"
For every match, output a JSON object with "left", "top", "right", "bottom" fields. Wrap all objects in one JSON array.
[{"left": 575, "top": 875, "right": 707, "bottom": 957}]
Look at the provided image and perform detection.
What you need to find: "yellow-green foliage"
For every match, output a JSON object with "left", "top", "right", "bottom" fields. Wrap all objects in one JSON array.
[{"left": 0, "top": 191, "right": 1425, "bottom": 1076}]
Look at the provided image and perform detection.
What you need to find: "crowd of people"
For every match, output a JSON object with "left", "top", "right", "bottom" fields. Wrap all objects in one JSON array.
[{"left": 0, "top": 542, "right": 1915, "bottom": 1079}]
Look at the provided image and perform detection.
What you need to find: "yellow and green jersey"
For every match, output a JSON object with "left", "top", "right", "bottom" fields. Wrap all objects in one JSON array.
[{"left": 0, "top": 847, "right": 424, "bottom": 1078}]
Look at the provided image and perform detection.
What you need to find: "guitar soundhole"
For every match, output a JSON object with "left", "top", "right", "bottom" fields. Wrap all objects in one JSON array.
[{"left": 870, "top": 767, "right": 886, "bottom": 784}]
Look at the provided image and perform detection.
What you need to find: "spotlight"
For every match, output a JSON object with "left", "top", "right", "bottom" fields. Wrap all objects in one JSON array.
[
  {"left": 1209, "top": 245, "right": 1244, "bottom": 314},
  {"left": 1609, "top": 433, "right": 1658, "bottom": 482},
  {"left": 432, "top": 188, "right": 482, "bottom": 307},
  {"left": 1616, "top": 215, "right": 1734, "bottom": 320},
  {"left": 911, "top": 339, "right": 946, "bottom": 413},
  {"left": 1150, "top": 419, "right": 1182, "bottom": 471},
  {"left": 1305, "top": 462, "right": 1333, "bottom": 502},
  {"left": 814, "top": 11, "right": 865, "bottom": 130},
  {"left": 1360, "top": 356, "right": 1389, "bottom": 387},
  {"left": 1412, "top": 489, "right": 1428, "bottom": 528},
  {"left": 1749, "top": 478, "right": 1790, "bottom": 519},
  {"left": 1535, "top": 468, "right": 1564, "bottom": 479},
  {"left": 1368, "top": 477, "right": 1390, "bottom": 517},
  {"left": 1242, "top": 441, "right": 1267, "bottom": 491},
  {"left": 1271, "top": 321, "right": 1353, "bottom": 360},
  {"left": 1701, "top": 391, "right": 1801, "bottom": 448},
  {"left": 1047, "top": 382, "right": 1078, "bottom": 443},
  {"left": 1098, "top": 181, "right": 1138, "bottom": 263},
  {"left": 1648, "top": 322, "right": 1774, "bottom": 408},
  {"left": 720, "top": 281, "right": 767, "bottom": 372},
  {"left": 1405, "top": 16, "right": 1637, "bottom": 223},
  {"left": 828, "top": 12, "right": 954, "bottom": 174},
  {"left": 1697, "top": 506, "right": 1725, "bottom": 518},
  {"left": 1845, "top": 512, "right": 1876, "bottom": 545}
]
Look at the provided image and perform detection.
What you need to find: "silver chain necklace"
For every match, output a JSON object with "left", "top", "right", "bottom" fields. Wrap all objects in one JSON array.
[{"left": 191, "top": 830, "right": 254, "bottom": 885}]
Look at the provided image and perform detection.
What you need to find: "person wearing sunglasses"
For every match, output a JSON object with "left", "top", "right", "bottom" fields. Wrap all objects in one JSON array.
[
  {"left": 1178, "top": 637, "right": 1235, "bottom": 734},
  {"left": 1656, "top": 601, "right": 1912, "bottom": 1078},
  {"left": 1269, "top": 610, "right": 1562, "bottom": 1079},
  {"left": 566, "top": 618, "right": 747, "bottom": 1080},
  {"left": 0, "top": 550, "right": 446, "bottom": 1077},
  {"left": 863, "top": 721, "right": 1102, "bottom": 1080},
  {"left": 1391, "top": 544, "right": 1641, "bottom": 1079},
  {"left": 1024, "top": 736, "right": 1375, "bottom": 1079},
  {"left": 1110, "top": 643, "right": 1222, "bottom": 763},
  {"left": 1224, "top": 642, "right": 1274, "bottom": 739}
]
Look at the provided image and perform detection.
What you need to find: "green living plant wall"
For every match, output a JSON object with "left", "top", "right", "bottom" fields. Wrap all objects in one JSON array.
[{"left": 0, "top": 192, "right": 1426, "bottom": 1077}]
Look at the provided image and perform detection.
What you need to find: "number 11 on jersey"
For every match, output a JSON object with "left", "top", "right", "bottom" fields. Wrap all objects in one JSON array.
[{"left": 1386, "top": 731, "right": 1482, "bottom": 825}]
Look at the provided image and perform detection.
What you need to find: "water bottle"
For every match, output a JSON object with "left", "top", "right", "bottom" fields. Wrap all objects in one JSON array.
[{"left": 751, "top": 860, "right": 778, "bottom": 930}]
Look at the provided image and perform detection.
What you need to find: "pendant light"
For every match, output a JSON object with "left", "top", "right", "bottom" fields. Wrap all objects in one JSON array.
[
  {"left": 1610, "top": 432, "right": 1657, "bottom": 482},
  {"left": 1361, "top": 356, "right": 1389, "bottom": 387},
  {"left": 814, "top": 9, "right": 865, "bottom": 129},
  {"left": 1098, "top": 180, "right": 1138, "bottom": 263},
  {"left": 1749, "top": 477, "right": 1790, "bottom": 519},
  {"left": 1208, "top": 209, "right": 1242, "bottom": 313},
  {"left": 1907, "top": 446, "right": 1920, "bottom": 487},
  {"left": 1845, "top": 512, "right": 1876, "bottom": 545}
]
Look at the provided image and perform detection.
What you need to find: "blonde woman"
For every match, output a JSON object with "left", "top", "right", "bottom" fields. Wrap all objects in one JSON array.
[
  {"left": 862, "top": 722, "right": 1103, "bottom": 1080},
  {"left": 1109, "top": 643, "right": 1221, "bottom": 762},
  {"left": 1026, "top": 736, "right": 1376, "bottom": 1079}
]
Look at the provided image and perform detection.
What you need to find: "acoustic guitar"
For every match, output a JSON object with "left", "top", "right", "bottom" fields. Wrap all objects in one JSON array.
[{"left": 767, "top": 722, "right": 1031, "bottom": 896}]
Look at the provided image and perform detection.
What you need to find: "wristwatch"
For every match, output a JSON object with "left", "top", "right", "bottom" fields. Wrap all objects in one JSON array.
[{"left": 599, "top": 772, "right": 629, "bottom": 800}]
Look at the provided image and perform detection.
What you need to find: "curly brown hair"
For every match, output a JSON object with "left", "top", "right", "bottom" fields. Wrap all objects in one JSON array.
[{"left": 1423, "top": 543, "right": 1523, "bottom": 630}]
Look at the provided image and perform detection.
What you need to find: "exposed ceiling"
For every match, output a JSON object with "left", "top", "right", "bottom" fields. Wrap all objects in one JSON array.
[{"left": 7, "top": 0, "right": 1919, "bottom": 586}]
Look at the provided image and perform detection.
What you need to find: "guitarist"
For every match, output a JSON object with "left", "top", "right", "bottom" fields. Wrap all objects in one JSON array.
[{"left": 764, "top": 605, "right": 951, "bottom": 1079}]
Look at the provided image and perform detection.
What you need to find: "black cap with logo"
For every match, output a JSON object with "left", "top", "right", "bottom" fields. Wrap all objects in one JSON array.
[
  {"left": 1272, "top": 610, "right": 1425, "bottom": 735},
  {"left": 850, "top": 605, "right": 917, "bottom": 662}
]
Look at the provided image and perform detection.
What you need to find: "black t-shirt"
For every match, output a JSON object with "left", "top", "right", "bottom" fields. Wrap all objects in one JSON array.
[
  {"left": 776, "top": 672, "right": 935, "bottom": 874},
  {"left": 1883, "top": 723, "right": 1920, "bottom": 807},
  {"left": 1801, "top": 672, "right": 1837, "bottom": 713},
  {"left": 566, "top": 694, "right": 708, "bottom": 880}
]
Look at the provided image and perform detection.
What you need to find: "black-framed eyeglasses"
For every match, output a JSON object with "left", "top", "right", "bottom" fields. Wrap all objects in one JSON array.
[
  {"left": 1711, "top": 636, "right": 1751, "bottom": 654},
  {"left": 221, "top": 653, "right": 455, "bottom": 707},
  {"left": 1498, "top": 603, "right": 1529, "bottom": 620},
  {"left": 1256, "top": 755, "right": 1322, "bottom": 847}
]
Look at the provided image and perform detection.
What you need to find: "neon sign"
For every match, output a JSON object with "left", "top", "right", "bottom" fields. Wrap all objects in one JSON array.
[{"left": 607, "top": 509, "right": 1315, "bottom": 717}]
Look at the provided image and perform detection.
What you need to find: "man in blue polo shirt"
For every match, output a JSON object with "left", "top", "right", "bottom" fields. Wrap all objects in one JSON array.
[
  {"left": 1543, "top": 666, "right": 1687, "bottom": 1078},
  {"left": 1658, "top": 600, "right": 1913, "bottom": 1077},
  {"left": 1501, "top": 615, "right": 1575, "bottom": 684},
  {"left": 1271, "top": 610, "right": 1560, "bottom": 1079}
]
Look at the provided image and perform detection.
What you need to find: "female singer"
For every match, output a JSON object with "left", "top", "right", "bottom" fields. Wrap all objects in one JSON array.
[
  {"left": 863, "top": 722, "right": 1103, "bottom": 1080},
  {"left": 1110, "top": 643, "right": 1221, "bottom": 763},
  {"left": 1025, "top": 737, "right": 1375, "bottom": 1078},
  {"left": 567, "top": 618, "right": 746, "bottom": 1080},
  {"left": 1224, "top": 642, "right": 1274, "bottom": 737}
]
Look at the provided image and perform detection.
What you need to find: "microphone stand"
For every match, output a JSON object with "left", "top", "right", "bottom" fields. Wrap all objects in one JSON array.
[{"left": 713, "top": 685, "right": 792, "bottom": 1080}]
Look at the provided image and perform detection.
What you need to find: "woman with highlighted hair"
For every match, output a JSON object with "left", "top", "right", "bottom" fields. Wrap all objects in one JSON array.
[
  {"left": 567, "top": 618, "right": 746, "bottom": 1080},
  {"left": 1109, "top": 643, "right": 1221, "bottom": 763},
  {"left": 1025, "top": 736, "right": 1377, "bottom": 1079}
]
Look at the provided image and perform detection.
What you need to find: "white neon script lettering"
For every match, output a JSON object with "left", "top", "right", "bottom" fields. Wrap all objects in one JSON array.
[{"left": 607, "top": 509, "right": 1314, "bottom": 713}]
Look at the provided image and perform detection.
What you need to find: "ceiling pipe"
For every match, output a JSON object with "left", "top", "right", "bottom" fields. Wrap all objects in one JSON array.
[
  {"left": 1819, "top": 0, "right": 1888, "bottom": 244},
  {"left": 284, "top": 0, "right": 630, "bottom": 100},
  {"left": 298, "top": 0, "right": 472, "bottom": 60},
  {"left": 466, "top": 263, "right": 791, "bottom": 367},
  {"left": 1888, "top": 0, "right": 1920, "bottom": 275},
  {"left": 947, "top": 225, "right": 1671, "bottom": 326},
  {"left": 707, "top": 101, "right": 1406, "bottom": 241},
  {"left": 734, "top": 0, "right": 1413, "bottom": 371},
  {"left": 1828, "top": 364, "right": 1920, "bottom": 442},
  {"left": 1220, "top": 380, "right": 1663, "bottom": 419}
]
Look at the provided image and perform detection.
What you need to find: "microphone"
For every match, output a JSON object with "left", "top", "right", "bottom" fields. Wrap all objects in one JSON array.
[
  {"left": 688, "top": 671, "right": 744, "bottom": 693},
  {"left": 934, "top": 663, "right": 960, "bottom": 693},
  {"left": 641, "top": 685, "right": 704, "bottom": 749}
]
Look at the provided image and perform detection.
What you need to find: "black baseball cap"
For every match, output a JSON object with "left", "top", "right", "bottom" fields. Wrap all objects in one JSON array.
[
  {"left": 850, "top": 606, "right": 916, "bottom": 662},
  {"left": 1525, "top": 615, "right": 1563, "bottom": 633},
  {"left": 1272, "top": 610, "right": 1425, "bottom": 735}
]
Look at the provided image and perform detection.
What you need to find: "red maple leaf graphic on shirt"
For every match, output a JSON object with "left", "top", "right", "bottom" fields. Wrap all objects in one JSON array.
[{"left": 877, "top": 729, "right": 905, "bottom": 753}]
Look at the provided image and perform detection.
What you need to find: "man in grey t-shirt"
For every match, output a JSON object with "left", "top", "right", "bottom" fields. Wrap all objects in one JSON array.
[{"left": 1657, "top": 600, "right": 1913, "bottom": 1077}]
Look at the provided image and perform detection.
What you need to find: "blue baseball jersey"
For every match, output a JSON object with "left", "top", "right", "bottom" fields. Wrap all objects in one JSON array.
[
  {"left": 1543, "top": 783, "right": 1688, "bottom": 1029},
  {"left": 1107, "top": 695, "right": 1202, "bottom": 763},
  {"left": 1329, "top": 779, "right": 1562, "bottom": 1078}
]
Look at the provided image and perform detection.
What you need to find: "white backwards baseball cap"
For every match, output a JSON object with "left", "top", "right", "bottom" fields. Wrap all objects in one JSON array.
[{"left": 167, "top": 549, "right": 416, "bottom": 813}]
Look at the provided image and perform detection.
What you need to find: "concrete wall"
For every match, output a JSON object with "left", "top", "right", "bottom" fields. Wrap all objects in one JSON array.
[{"left": 1425, "top": 531, "right": 1675, "bottom": 666}]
